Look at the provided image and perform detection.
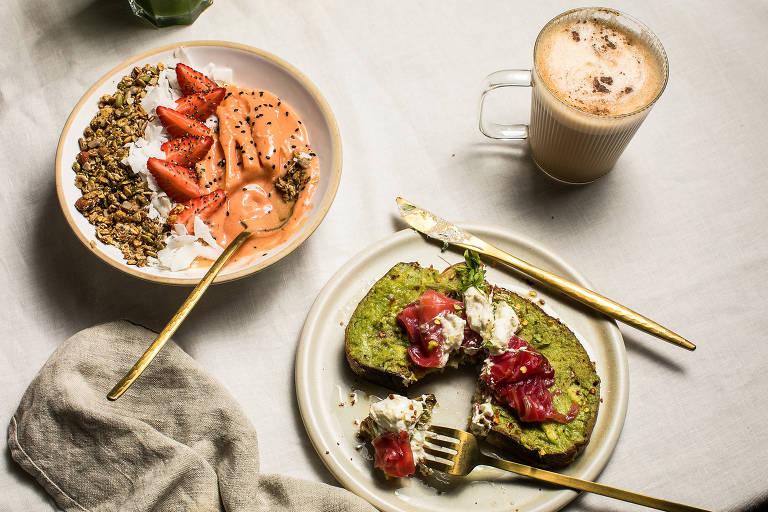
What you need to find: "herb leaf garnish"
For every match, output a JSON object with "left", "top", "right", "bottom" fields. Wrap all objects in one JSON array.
[{"left": 458, "top": 250, "right": 485, "bottom": 293}]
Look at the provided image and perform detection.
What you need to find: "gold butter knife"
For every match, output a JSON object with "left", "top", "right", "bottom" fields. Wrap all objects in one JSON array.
[{"left": 395, "top": 197, "right": 695, "bottom": 351}]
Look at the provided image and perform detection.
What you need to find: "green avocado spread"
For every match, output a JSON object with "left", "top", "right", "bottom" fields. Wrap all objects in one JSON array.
[
  {"left": 345, "top": 261, "right": 600, "bottom": 460},
  {"left": 345, "top": 262, "right": 463, "bottom": 384},
  {"left": 477, "top": 287, "right": 600, "bottom": 455}
]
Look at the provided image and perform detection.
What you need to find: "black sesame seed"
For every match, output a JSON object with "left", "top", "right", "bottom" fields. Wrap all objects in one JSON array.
[
  {"left": 265, "top": 155, "right": 270, "bottom": 159},
  {"left": 242, "top": 187, "right": 247, "bottom": 191},
  {"left": 285, "top": 112, "right": 289, "bottom": 116},
  {"left": 267, "top": 121, "right": 272, "bottom": 125},
  {"left": 272, "top": 164, "right": 275, "bottom": 170},
  {"left": 259, "top": 91, "right": 263, "bottom": 96},
  {"left": 226, "top": 211, "right": 230, "bottom": 216},
  {"left": 241, "top": 130, "right": 245, "bottom": 133}
]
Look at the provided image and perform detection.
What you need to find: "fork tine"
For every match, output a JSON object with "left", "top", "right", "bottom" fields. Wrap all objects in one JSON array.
[
  {"left": 424, "top": 436, "right": 460, "bottom": 451},
  {"left": 424, "top": 446, "right": 455, "bottom": 459},
  {"left": 428, "top": 424, "right": 461, "bottom": 438},
  {"left": 422, "top": 457, "right": 454, "bottom": 473}
]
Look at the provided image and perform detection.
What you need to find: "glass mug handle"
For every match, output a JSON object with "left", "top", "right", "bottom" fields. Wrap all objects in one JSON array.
[{"left": 478, "top": 69, "right": 532, "bottom": 139}]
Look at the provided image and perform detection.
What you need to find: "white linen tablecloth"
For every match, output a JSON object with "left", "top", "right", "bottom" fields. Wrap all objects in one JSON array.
[{"left": 1, "top": 0, "right": 766, "bottom": 510}]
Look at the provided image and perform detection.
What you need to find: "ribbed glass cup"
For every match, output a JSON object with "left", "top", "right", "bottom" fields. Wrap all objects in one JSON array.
[{"left": 528, "top": 8, "right": 669, "bottom": 184}]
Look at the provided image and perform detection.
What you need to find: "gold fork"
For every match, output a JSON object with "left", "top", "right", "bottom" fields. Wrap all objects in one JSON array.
[{"left": 423, "top": 425, "right": 709, "bottom": 512}]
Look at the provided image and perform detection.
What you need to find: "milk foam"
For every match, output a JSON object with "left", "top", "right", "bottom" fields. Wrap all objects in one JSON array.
[{"left": 536, "top": 19, "right": 662, "bottom": 115}]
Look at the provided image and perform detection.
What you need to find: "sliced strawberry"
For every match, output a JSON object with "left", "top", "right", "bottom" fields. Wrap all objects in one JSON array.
[
  {"left": 161, "top": 135, "right": 213, "bottom": 167},
  {"left": 146, "top": 158, "right": 201, "bottom": 202},
  {"left": 156, "top": 106, "right": 210, "bottom": 138},
  {"left": 173, "top": 190, "right": 226, "bottom": 234},
  {"left": 175, "top": 63, "right": 217, "bottom": 95},
  {"left": 175, "top": 87, "right": 226, "bottom": 120}
]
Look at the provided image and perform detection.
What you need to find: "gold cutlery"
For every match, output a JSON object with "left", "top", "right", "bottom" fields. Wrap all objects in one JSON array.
[
  {"left": 424, "top": 425, "right": 708, "bottom": 512},
  {"left": 396, "top": 197, "right": 694, "bottom": 351},
  {"left": 107, "top": 224, "right": 253, "bottom": 400}
]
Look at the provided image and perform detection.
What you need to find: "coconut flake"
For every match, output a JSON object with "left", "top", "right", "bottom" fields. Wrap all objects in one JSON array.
[
  {"left": 141, "top": 68, "right": 181, "bottom": 114},
  {"left": 200, "top": 62, "right": 233, "bottom": 84},
  {"left": 157, "top": 216, "right": 224, "bottom": 271},
  {"left": 170, "top": 46, "right": 193, "bottom": 67}
]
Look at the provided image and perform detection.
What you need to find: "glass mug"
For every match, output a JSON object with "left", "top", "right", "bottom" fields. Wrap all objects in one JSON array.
[{"left": 479, "top": 8, "right": 669, "bottom": 184}]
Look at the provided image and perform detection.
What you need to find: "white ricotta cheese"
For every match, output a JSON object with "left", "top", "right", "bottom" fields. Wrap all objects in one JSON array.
[
  {"left": 369, "top": 394, "right": 424, "bottom": 434},
  {"left": 464, "top": 286, "right": 521, "bottom": 354},
  {"left": 470, "top": 400, "right": 495, "bottom": 437},
  {"left": 438, "top": 312, "right": 466, "bottom": 366},
  {"left": 464, "top": 286, "right": 493, "bottom": 334},
  {"left": 368, "top": 394, "right": 432, "bottom": 463},
  {"left": 488, "top": 302, "right": 521, "bottom": 355}
]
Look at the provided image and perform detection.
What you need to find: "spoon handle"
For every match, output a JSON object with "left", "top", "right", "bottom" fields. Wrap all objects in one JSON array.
[{"left": 107, "top": 229, "right": 252, "bottom": 400}]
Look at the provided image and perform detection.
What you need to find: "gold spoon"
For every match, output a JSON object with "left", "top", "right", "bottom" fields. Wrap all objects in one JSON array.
[{"left": 107, "top": 222, "right": 253, "bottom": 400}]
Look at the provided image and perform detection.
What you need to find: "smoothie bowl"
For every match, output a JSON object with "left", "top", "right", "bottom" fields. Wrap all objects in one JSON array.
[{"left": 56, "top": 41, "right": 341, "bottom": 285}]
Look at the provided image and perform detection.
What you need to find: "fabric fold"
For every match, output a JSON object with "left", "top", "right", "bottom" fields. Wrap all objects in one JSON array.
[{"left": 8, "top": 320, "right": 374, "bottom": 512}]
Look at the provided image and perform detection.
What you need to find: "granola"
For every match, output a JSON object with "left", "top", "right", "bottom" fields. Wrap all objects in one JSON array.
[
  {"left": 274, "top": 151, "right": 313, "bottom": 202},
  {"left": 72, "top": 64, "right": 169, "bottom": 266}
]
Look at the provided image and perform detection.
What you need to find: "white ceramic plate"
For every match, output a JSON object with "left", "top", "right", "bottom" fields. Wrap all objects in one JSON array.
[
  {"left": 296, "top": 225, "right": 628, "bottom": 512},
  {"left": 56, "top": 41, "right": 342, "bottom": 285}
]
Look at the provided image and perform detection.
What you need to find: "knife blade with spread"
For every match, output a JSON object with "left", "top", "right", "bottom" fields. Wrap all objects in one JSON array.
[{"left": 396, "top": 197, "right": 695, "bottom": 351}]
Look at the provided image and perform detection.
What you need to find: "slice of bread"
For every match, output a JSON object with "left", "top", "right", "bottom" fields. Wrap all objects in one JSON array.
[
  {"left": 345, "top": 262, "right": 463, "bottom": 391},
  {"left": 472, "top": 286, "right": 600, "bottom": 468},
  {"left": 344, "top": 261, "right": 600, "bottom": 468}
]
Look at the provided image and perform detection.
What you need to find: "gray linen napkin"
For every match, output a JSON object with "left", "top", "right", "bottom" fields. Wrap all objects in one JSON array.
[{"left": 8, "top": 320, "right": 375, "bottom": 512}]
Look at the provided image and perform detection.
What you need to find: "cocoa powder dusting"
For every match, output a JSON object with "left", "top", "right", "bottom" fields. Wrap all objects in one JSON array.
[
  {"left": 602, "top": 35, "right": 617, "bottom": 49},
  {"left": 592, "top": 77, "right": 609, "bottom": 93}
]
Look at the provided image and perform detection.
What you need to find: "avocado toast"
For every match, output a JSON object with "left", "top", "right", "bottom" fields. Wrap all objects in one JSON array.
[{"left": 345, "top": 257, "right": 600, "bottom": 469}]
